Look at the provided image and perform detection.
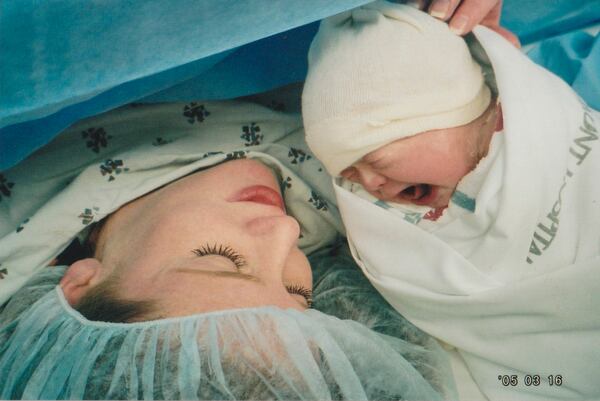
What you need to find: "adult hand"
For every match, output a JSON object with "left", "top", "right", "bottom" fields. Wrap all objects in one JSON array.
[{"left": 412, "top": 0, "right": 520, "bottom": 47}]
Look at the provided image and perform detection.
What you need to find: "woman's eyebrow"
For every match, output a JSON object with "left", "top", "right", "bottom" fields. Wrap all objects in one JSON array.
[{"left": 175, "top": 267, "right": 260, "bottom": 282}]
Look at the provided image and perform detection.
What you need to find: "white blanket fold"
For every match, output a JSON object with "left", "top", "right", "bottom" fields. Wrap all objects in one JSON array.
[{"left": 336, "top": 26, "right": 600, "bottom": 400}]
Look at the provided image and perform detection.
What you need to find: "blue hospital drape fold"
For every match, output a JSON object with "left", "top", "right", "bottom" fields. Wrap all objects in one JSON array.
[
  {"left": 0, "top": 0, "right": 371, "bottom": 168},
  {"left": 1, "top": 0, "right": 599, "bottom": 170}
]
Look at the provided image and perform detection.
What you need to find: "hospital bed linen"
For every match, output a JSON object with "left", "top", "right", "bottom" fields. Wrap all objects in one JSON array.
[{"left": 526, "top": 27, "right": 600, "bottom": 110}]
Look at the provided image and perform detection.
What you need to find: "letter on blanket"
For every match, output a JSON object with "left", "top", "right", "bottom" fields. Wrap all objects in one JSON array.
[{"left": 569, "top": 109, "right": 598, "bottom": 165}]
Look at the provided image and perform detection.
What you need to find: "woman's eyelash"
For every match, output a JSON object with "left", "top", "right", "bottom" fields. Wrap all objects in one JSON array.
[
  {"left": 285, "top": 284, "right": 313, "bottom": 308},
  {"left": 192, "top": 245, "right": 311, "bottom": 307},
  {"left": 192, "top": 244, "right": 247, "bottom": 269}
]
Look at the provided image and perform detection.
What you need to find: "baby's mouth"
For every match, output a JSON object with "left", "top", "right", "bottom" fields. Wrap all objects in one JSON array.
[{"left": 398, "top": 184, "right": 435, "bottom": 206}]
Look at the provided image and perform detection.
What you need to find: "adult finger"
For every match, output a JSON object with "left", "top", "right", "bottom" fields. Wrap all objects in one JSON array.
[
  {"left": 427, "top": 0, "right": 461, "bottom": 21},
  {"left": 491, "top": 26, "right": 521, "bottom": 48},
  {"left": 448, "top": 0, "right": 500, "bottom": 35},
  {"left": 404, "top": 0, "right": 426, "bottom": 10}
]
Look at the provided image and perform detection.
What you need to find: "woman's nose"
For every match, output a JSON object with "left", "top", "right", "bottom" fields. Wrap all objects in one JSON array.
[
  {"left": 246, "top": 215, "right": 300, "bottom": 240},
  {"left": 246, "top": 215, "right": 301, "bottom": 271}
]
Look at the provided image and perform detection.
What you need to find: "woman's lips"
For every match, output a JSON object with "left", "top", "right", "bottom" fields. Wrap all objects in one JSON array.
[{"left": 230, "top": 185, "right": 286, "bottom": 212}]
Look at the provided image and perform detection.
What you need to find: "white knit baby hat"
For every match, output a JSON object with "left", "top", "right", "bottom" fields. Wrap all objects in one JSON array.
[{"left": 302, "top": 1, "right": 491, "bottom": 176}]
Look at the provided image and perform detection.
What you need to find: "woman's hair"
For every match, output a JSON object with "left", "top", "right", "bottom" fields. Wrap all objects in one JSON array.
[
  {"left": 74, "top": 274, "right": 156, "bottom": 323},
  {"left": 56, "top": 219, "right": 157, "bottom": 323}
]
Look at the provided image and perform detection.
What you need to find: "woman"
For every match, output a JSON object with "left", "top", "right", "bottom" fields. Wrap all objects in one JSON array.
[{"left": 0, "top": 99, "right": 456, "bottom": 400}]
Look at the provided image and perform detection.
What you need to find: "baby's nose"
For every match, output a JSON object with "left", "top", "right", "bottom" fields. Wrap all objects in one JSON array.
[{"left": 354, "top": 164, "right": 387, "bottom": 191}]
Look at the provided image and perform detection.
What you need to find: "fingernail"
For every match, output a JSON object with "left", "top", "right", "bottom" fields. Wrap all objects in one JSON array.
[
  {"left": 449, "top": 14, "right": 469, "bottom": 35},
  {"left": 429, "top": 0, "right": 449, "bottom": 19}
]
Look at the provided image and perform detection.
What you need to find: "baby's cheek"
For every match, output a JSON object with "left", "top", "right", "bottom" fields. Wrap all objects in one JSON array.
[
  {"left": 419, "top": 156, "right": 469, "bottom": 188},
  {"left": 450, "top": 162, "right": 475, "bottom": 185},
  {"left": 449, "top": 144, "right": 481, "bottom": 182}
]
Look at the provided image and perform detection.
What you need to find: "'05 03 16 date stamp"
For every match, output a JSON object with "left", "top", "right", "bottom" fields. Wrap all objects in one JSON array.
[{"left": 497, "top": 375, "right": 563, "bottom": 387}]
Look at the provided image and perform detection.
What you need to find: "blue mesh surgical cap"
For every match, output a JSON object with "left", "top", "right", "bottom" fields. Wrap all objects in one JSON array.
[{"left": 0, "top": 245, "right": 455, "bottom": 400}]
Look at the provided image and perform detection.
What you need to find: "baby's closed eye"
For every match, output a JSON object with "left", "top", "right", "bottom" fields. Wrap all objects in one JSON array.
[
  {"left": 362, "top": 150, "right": 397, "bottom": 171},
  {"left": 367, "top": 158, "right": 392, "bottom": 170}
]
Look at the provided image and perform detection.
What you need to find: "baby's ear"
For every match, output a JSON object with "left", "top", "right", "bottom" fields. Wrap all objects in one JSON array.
[{"left": 60, "top": 258, "right": 105, "bottom": 306}]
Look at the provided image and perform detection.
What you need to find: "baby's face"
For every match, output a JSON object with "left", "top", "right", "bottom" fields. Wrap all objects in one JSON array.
[{"left": 341, "top": 105, "right": 498, "bottom": 208}]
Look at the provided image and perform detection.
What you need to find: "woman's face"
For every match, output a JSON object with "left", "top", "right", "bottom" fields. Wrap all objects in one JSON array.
[
  {"left": 340, "top": 103, "right": 499, "bottom": 208},
  {"left": 93, "top": 159, "right": 312, "bottom": 316}
]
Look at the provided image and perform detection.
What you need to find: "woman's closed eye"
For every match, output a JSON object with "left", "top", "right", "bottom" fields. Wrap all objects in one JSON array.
[
  {"left": 285, "top": 284, "right": 313, "bottom": 308},
  {"left": 192, "top": 243, "right": 247, "bottom": 269},
  {"left": 192, "top": 244, "right": 312, "bottom": 308}
]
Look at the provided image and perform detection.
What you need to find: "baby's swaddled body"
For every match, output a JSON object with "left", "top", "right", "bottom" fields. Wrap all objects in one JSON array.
[{"left": 302, "top": 2, "right": 600, "bottom": 400}]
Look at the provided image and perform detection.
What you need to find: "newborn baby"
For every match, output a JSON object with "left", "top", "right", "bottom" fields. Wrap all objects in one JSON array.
[
  {"left": 303, "top": 0, "right": 502, "bottom": 225},
  {"left": 302, "top": 2, "right": 600, "bottom": 401}
]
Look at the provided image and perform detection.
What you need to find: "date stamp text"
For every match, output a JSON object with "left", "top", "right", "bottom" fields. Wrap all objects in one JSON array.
[{"left": 497, "top": 375, "right": 563, "bottom": 387}]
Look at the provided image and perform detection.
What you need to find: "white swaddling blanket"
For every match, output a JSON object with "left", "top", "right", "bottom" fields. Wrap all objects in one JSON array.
[
  {"left": 0, "top": 100, "right": 344, "bottom": 305},
  {"left": 335, "top": 27, "right": 600, "bottom": 401}
]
